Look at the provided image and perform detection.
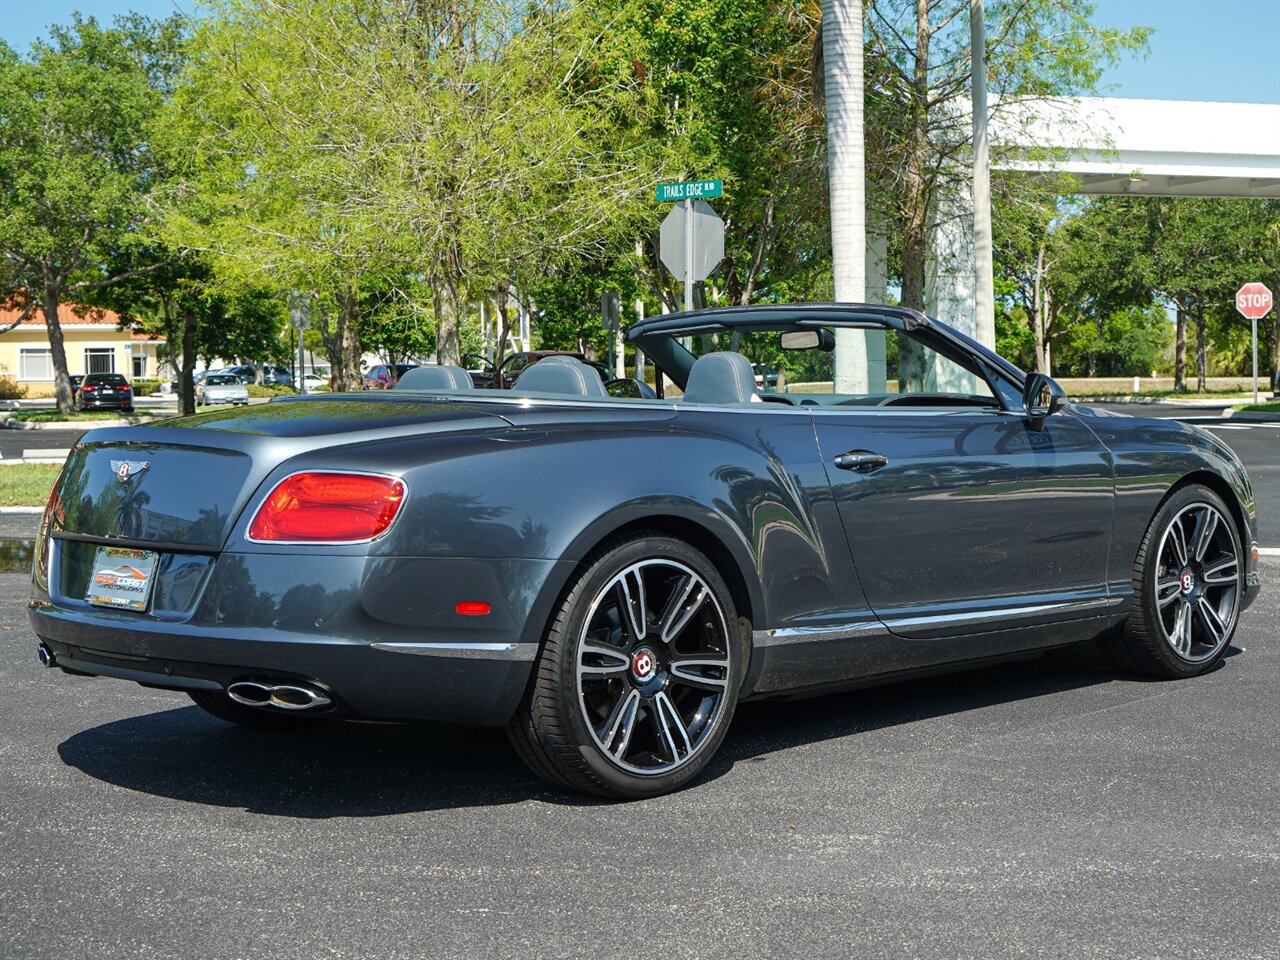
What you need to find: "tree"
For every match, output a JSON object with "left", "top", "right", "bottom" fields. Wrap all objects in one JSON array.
[
  {"left": 0, "top": 16, "right": 177, "bottom": 412},
  {"left": 161, "top": 0, "right": 649, "bottom": 387},
  {"left": 861, "top": 0, "right": 1148, "bottom": 316}
]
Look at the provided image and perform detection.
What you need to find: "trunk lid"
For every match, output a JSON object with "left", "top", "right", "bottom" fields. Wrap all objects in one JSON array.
[{"left": 50, "top": 396, "right": 514, "bottom": 548}]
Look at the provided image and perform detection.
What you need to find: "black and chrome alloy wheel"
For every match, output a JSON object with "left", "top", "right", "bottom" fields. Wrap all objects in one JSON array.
[
  {"left": 508, "top": 533, "right": 743, "bottom": 799},
  {"left": 576, "top": 559, "right": 733, "bottom": 776},
  {"left": 1114, "top": 484, "right": 1242, "bottom": 679},
  {"left": 1153, "top": 501, "right": 1239, "bottom": 663}
]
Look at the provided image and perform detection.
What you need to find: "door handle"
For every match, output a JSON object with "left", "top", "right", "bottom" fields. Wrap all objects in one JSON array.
[{"left": 833, "top": 450, "right": 888, "bottom": 473}]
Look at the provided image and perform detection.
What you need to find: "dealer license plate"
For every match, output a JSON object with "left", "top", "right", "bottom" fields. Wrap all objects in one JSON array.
[{"left": 86, "top": 546, "right": 159, "bottom": 611}]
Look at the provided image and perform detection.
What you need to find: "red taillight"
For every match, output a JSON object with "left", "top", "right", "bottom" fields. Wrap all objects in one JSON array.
[
  {"left": 81, "top": 385, "right": 96, "bottom": 392},
  {"left": 119, "top": 384, "right": 132, "bottom": 392},
  {"left": 455, "top": 601, "right": 491, "bottom": 616},
  {"left": 248, "top": 472, "right": 405, "bottom": 542}
]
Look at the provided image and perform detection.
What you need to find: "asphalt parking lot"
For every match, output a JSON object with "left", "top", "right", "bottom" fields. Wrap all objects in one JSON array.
[{"left": 1, "top": 406, "right": 1277, "bottom": 959}]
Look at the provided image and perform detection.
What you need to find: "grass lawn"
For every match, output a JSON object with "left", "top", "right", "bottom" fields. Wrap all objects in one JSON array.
[
  {"left": 1233, "top": 400, "right": 1280, "bottom": 413},
  {"left": 0, "top": 464, "right": 61, "bottom": 506},
  {"left": 7, "top": 409, "right": 168, "bottom": 423}
]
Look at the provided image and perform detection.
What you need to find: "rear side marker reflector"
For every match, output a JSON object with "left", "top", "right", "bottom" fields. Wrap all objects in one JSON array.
[
  {"left": 455, "top": 601, "right": 491, "bottom": 616},
  {"left": 248, "top": 472, "right": 405, "bottom": 543}
]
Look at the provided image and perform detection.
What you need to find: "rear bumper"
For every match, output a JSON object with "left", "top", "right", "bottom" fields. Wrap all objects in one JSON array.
[
  {"left": 30, "top": 545, "right": 568, "bottom": 725},
  {"left": 30, "top": 612, "right": 534, "bottom": 724}
]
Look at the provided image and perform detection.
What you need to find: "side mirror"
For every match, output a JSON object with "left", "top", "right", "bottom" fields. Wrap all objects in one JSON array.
[{"left": 1023, "top": 373, "right": 1066, "bottom": 429}]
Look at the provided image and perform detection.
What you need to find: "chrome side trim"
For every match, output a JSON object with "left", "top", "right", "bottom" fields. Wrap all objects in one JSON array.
[
  {"left": 753, "top": 622, "right": 884, "bottom": 647},
  {"left": 882, "top": 596, "right": 1126, "bottom": 632},
  {"left": 752, "top": 596, "right": 1125, "bottom": 647},
  {"left": 370, "top": 641, "right": 537, "bottom": 661}
]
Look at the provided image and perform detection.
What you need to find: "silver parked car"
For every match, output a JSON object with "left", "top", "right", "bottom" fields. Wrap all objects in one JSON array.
[{"left": 196, "top": 373, "right": 250, "bottom": 407}]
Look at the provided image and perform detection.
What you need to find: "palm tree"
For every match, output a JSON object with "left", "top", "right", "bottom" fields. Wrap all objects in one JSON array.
[{"left": 822, "top": 0, "right": 867, "bottom": 393}]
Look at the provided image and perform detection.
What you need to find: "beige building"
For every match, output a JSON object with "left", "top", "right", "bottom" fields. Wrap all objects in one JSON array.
[{"left": 0, "top": 305, "right": 168, "bottom": 398}]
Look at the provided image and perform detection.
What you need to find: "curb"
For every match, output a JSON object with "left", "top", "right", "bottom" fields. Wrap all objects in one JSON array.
[
  {"left": 1221, "top": 409, "right": 1280, "bottom": 423},
  {"left": 1, "top": 417, "right": 163, "bottom": 430}
]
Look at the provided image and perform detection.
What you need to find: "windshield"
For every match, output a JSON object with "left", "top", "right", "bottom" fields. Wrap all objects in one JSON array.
[
  {"left": 669, "top": 325, "right": 996, "bottom": 406},
  {"left": 206, "top": 375, "right": 239, "bottom": 385}
]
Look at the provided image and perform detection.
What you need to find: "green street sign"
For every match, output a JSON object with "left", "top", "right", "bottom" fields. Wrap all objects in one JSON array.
[{"left": 655, "top": 179, "right": 723, "bottom": 202}]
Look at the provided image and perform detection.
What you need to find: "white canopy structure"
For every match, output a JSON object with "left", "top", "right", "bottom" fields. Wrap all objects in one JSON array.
[{"left": 910, "top": 97, "right": 1280, "bottom": 345}]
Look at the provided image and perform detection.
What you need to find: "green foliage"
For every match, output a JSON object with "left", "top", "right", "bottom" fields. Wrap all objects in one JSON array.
[
  {"left": 130, "top": 379, "right": 164, "bottom": 396},
  {"left": 246, "top": 383, "right": 294, "bottom": 398},
  {"left": 0, "top": 377, "right": 27, "bottom": 400},
  {"left": 0, "top": 13, "right": 179, "bottom": 411}
]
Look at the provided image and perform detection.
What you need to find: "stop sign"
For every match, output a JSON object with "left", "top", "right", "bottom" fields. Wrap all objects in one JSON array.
[{"left": 1235, "top": 282, "right": 1273, "bottom": 320}]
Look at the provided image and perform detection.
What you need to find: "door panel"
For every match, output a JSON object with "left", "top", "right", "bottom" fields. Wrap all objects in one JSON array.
[{"left": 812, "top": 408, "right": 1114, "bottom": 638}]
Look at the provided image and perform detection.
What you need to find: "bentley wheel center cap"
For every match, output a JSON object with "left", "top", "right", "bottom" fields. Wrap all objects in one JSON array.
[
  {"left": 630, "top": 647, "right": 658, "bottom": 683},
  {"left": 1180, "top": 569, "right": 1196, "bottom": 594}
]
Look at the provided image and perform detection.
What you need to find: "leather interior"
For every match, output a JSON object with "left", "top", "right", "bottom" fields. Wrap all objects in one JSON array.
[
  {"left": 682, "top": 352, "right": 761, "bottom": 404},
  {"left": 514, "top": 357, "right": 608, "bottom": 398},
  {"left": 396, "top": 365, "right": 474, "bottom": 391}
]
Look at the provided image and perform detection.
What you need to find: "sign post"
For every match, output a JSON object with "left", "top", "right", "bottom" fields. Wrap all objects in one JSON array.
[
  {"left": 658, "top": 183, "right": 725, "bottom": 313},
  {"left": 1235, "top": 283, "right": 1273, "bottom": 405}
]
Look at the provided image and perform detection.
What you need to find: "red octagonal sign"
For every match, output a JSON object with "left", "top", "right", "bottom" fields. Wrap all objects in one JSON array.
[{"left": 1235, "top": 282, "right": 1273, "bottom": 320}]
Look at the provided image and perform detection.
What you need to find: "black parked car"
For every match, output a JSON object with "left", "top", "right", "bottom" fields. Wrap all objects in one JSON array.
[
  {"left": 222, "top": 364, "right": 293, "bottom": 386},
  {"left": 73, "top": 373, "right": 133, "bottom": 413},
  {"left": 31, "top": 304, "right": 1260, "bottom": 799}
]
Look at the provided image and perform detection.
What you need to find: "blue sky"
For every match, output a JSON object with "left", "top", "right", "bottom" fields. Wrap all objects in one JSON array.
[{"left": 1, "top": 0, "right": 1278, "bottom": 104}]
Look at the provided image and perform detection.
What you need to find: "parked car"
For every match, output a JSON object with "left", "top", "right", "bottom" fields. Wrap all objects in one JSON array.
[
  {"left": 295, "top": 373, "right": 328, "bottom": 392},
  {"left": 222, "top": 364, "right": 294, "bottom": 386},
  {"left": 363, "top": 363, "right": 419, "bottom": 390},
  {"left": 196, "top": 373, "right": 250, "bottom": 407},
  {"left": 68, "top": 374, "right": 83, "bottom": 396},
  {"left": 751, "top": 363, "right": 779, "bottom": 390},
  {"left": 464, "top": 350, "right": 608, "bottom": 389},
  {"left": 31, "top": 304, "right": 1260, "bottom": 800},
  {"left": 73, "top": 373, "right": 133, "bottom": 413}
]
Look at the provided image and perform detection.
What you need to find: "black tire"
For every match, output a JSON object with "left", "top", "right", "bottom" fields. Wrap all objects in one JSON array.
[
  {"left": 187, "top": 689, "right": 327, "bottom": 731},
  {"left": 1111, "top": 484, "right": 1243, "bottom": 679},
  {"left": 507, "top": 532, "right": 746, "bottom": 799}
]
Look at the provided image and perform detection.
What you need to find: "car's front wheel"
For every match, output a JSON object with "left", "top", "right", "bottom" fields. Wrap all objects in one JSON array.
[
  {"left": 508, "top": 533, "right": 745, "bottom": 799},
  {"left": 1113, "top": 484, "right": 1242, "bottom": 678}
]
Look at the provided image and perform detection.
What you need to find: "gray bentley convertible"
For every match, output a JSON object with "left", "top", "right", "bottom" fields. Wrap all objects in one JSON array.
[{"left": 30, "top": 305, "right": 1261, "bottom": 798}]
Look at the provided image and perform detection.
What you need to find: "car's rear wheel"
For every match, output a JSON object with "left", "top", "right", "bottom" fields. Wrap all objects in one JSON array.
[
  {"left": 508, "top": 533, "right": 745, "bottom": 799},
  {"left": 187, "top": 690, "right": 328, "bottom": 731},
  {"left": 1113, "top": 484, "right": 1242, "bottom": 678}
]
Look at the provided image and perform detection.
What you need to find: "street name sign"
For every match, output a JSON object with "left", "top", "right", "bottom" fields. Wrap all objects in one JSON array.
[
  {"left": 1236, "top": 282, "right": 1273, "bottom": 320},
  {"left": 655, "top": 179, "right": 723, "bottom": 202}
]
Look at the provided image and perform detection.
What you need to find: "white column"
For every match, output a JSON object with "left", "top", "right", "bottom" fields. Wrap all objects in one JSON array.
[
  {"left": 926, "top": 184, "right": 981, "bottom": 393},
  {"left": 823, "top": 0, "right": 866, "bottom": 393},
  {"left": 971, "top": 0, "right": 995, "bottom": 349},
  {"left": 863, "top": 231, "right": 888, "bottom": 392}
]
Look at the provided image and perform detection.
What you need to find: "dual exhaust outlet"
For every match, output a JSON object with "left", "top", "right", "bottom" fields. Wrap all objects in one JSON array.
[
  {"left": 36, "top": 643, "right": 331, "bottom": 713},
  {"left": 227, "top": 680, "right": 333, "bottom": 712}
]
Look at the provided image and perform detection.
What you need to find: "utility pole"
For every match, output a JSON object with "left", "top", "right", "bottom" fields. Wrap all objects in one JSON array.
[{"left": 971, "top": 0, "right": 996, "bottom": 348}]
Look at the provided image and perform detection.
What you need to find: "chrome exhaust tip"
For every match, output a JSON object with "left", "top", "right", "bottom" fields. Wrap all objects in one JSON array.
[
  {"left": 267, "top": 684, "right": 332, "bottom": 711},
  {"left": 37, "top": 643, "right": 56, "bottom": 668},
  {"left": 227, "top": 681, "right": 272, "bottom": 706},
  {"left": 227, "top": 680, "right": 332, "bottom": 711}
]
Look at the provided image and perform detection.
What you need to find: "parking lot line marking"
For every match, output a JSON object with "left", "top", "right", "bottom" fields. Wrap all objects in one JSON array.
[{"left": 1258, "top": 547, "right": 1280, "bottom": 557}]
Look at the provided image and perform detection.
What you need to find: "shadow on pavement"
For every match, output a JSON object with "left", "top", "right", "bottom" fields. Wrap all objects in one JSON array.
[{"left": 57, "top": 642, "right": 1238, "bottom": 815}]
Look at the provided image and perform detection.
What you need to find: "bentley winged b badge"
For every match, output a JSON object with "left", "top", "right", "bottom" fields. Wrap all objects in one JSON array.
[{"left": 111, "top": 460, "right": 150, "bottom": 483}]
